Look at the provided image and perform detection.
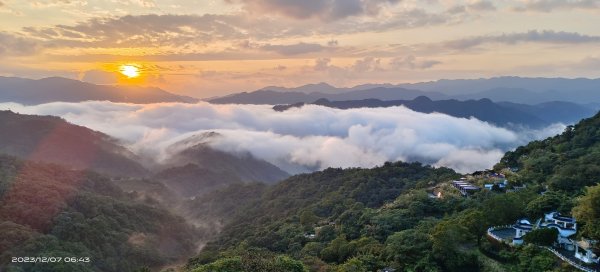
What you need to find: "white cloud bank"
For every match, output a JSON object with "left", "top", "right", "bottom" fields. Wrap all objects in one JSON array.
[{"left": 0, "top": 101, "right": 565, "bottom": 173}]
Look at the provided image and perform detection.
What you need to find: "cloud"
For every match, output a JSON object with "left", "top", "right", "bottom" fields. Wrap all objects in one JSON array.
[
  {"left": 448, "top": 0, "right": 497, "bottom": 14},
  {"left": 314, "top": 58, "right": 333, "bottom": 71},
  {"left": 513, "top": 0, "right": 600, "bottom": 12},
  {"left": 22, "top": 14, "right": 248, "bottom": 48},
  {"left": 16, "top": 7, "right": 466, "bottom": 55},
  {"left": 389, "top": 55, "right": 442, "bottom": 70},
  {"left": 227, "top": 0, "right": 402, "bottom": 21},
  {"left": 0, "top": 101, "right": 564, "bottom": 174},
  {"left": 30, "top": 0, "right": 87, "bottom": 8},
  {"left": 443, "top": 30, "right": 600, "bottom": 50},
  {"left": 252, "top": 42, "right": 330, "bottom": 55},
  {"left": 351, "top": 57, "right": 382, "bottom": 72},
  {"left": 0, "top": 32, "right": 39, "bottom": 56}
]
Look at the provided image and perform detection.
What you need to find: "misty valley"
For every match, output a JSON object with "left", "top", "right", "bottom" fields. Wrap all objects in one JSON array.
[
  {"left": 4, "top": 0, "right": 600, "bottom": 270},
  {"left": 0, "top": 76, "right": 599, "bottom": 272}
]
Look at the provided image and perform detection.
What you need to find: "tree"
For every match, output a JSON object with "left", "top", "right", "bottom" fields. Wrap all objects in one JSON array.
[
  {"left": 572, "top": 184, "right": 600, "bottom": 241},
  {"left": 384, "top": 229, "right": 432, "bottom": 268},
  {"left": 517, "top": 245, "right": 556, "bottom": 272},
  {"left": 525, "top": 192, "right": 571, "bottom": 219},
  {"left": 523, "top": 228, "right": 558, "bottom": 247},
  {"left": 299, "top": 210, "right": 319, "bottom": 227},
  {"left": 458, "top": 209, "right": 487, "bottom": 246}
]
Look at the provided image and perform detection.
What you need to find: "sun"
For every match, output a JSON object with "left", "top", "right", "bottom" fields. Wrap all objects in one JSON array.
[{"left": 119, "top": 65, "right": 140, "bottom": 78}]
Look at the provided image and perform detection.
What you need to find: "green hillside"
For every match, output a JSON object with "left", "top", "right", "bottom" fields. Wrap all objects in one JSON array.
[
  {"left": 497, "top": 111, "right": 600, "bottom": 192},
  {"left": 184, "top": 113, "right": 600, "bottom": 271},
  {"left": 0, "top": 155, "right": 198, "bottom": 272}
]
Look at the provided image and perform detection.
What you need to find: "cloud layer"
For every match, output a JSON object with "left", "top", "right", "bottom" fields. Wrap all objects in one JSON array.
[{"left": 0, "top": 101, "right": 565, "bottom": 174}]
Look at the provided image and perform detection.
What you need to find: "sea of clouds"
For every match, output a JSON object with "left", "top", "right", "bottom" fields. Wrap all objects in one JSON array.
[{"left": 0, "top": 101, "right": 565, "bottom": 173}]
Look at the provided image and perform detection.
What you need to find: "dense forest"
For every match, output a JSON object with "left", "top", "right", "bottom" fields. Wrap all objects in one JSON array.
[
  {"left": 2, "top": 111, "right": 600, "bottom": 271},
  {"left": 0, "top": 155, "right": 199, "bottom": 272},
  {"left": 183, "top": 113, "right": 600, "bottom": 271}
]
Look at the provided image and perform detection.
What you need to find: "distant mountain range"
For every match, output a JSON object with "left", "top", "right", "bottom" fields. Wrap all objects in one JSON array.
[
  {"left": 0, "top": 76, "right": 198, "bottom": 104},
  {"left": 210, "top": 77, "right": 600, "bottom": 105},
  {"left": 209, "top": 87, "right": 448, "bottom": 104},
  {"left": 3, "top": 76, "right": 600, "bottom": 106},
  {"left": 273, "top": 97, "right": 596, "bottom": 128}
]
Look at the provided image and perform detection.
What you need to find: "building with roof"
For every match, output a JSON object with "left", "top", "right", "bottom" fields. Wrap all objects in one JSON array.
[
  {"left": 451, "top": 180, "right": 481, "bottom": 196},
  {"left": 511, "top": 212, "right": 578, "bottom": 250},
  {"left": 512, "top": 219, "right": 534, "bottom": 245},
  {"left": 541, "top": 212, "right": 577, "bottom": 250},
  {"left": 484, "top": 180, "right": 508, "bottom": 190}
]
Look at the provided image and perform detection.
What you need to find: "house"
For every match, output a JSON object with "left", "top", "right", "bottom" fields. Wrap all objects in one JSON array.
[
  {"left": 484, "top": 180, "right": 508, "bottom": 190},
  {"left": 451, "top": 180, "right": 481, "bottom": 196},
  {"left": 540, "top": 212, "right": 577, "bottom": 250},
  {"left": 575, "top": 239, "right": 599, "bottom": 264},
  {"left": 513, "top": 219, "right": 533, "bottom": 245},
  {"left": 512, "top": 212, "right": 578, "bottom": 250}
]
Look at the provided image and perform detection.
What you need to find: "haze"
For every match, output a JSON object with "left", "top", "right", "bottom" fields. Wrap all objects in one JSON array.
[{"left": 1, "top": 0, "right": 600, "bottom": 98}]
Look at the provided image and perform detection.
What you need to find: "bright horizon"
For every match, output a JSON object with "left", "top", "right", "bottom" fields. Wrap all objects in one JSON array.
[{"left": 1, "top": 0, "right": 600, "bottom": 98}]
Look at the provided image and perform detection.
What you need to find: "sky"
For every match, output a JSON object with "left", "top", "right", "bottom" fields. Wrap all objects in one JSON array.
[{"left": 1, "top": 0, "right": 600, "bottom": 98}]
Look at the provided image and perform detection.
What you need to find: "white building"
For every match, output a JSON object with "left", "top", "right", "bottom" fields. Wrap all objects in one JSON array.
[
  {"left": 575, "top": 239, "right": 599, "bottom": 264},
  {"left": 513, "top": 219, "right": 533, "bottom": 245},
  {"left": 512, "top": 212, "right": 578, "bottom": 250},
  {"left": 540, "top": 212, "right": 577, "bottom": 250}
]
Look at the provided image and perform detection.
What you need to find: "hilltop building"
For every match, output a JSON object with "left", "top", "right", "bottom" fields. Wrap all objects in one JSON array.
[
  {"left": 513, "top": 219, "right": 533, "bottom": 245},
  {"left": 512, "top": 212, "right": 577, "bottom": 250},
  {"left": 451, "top": 180, "right": 480, "bottom": 196}
]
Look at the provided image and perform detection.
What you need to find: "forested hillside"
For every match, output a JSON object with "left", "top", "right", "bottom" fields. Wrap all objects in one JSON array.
[
  {"left": 0, "top": 110, "right": 148, "bottom": 177},
  {"left": 0, "top": 155, "right": 198, "bottom": 272},
  {"left": 184, "top": 112, "right": 600, "bottom": 272},
  {"left": 157, "top": 142, "right": 289, "bottom": 197},
  {"left": 497, "top": 111, "right": 600, "bottom": 192}
]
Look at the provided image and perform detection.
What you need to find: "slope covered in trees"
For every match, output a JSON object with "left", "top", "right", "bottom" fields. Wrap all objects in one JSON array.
[
  {"left": 0, "top": 155, "right": 198, "bottom": 272},
  {"left": 185, "top": 112, "right": 600, "bottom": 272},
  {"left": 156, "top": 142, "right": 289, "bottom": 197},
  {"left": 0, "top": 110, "right": 148, "bottom": 177},
  {"left": 496, "top": 111, "right": 600, "bottom": 192}
]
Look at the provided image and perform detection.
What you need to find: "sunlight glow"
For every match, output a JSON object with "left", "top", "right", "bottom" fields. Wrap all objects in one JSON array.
[{"left": 119, "top": 65, "right": 140, "bottom": 78}]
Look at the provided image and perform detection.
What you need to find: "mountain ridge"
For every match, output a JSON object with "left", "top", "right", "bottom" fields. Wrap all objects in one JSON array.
[
  {"left": 272, "top": 97, "right": 596, "bottom": 128},
  {"left": 0, "top": 76, "right": 198, "bottom": 105},
  {"left": 210, "top": 76, "right": 600, "bottom": 105}
]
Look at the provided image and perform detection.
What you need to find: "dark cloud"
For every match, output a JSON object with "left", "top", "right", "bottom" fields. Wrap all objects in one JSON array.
[
  {"left": 227, "top": 0, "right": 402, "bottom": 21},
  {"left": 513, "top": 0, "right": 600, "bottom": 12},
  {"left": 444, "top": 30, "right": 600, "bottom": 50}
]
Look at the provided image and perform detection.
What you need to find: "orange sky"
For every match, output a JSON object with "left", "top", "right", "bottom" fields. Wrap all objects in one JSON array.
[{"left": 1, "top": 0, "right": 600, "bottom": 98}]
